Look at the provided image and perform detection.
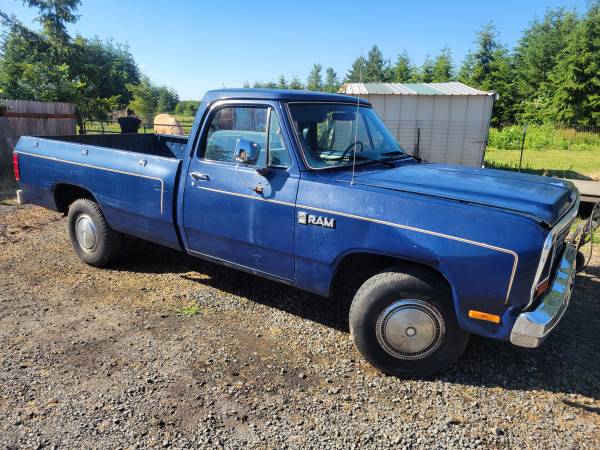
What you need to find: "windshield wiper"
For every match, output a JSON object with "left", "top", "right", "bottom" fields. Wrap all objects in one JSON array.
[
  {"left": 382, "top": 150, "right": 421, "bottom": 162},
  {"left": 329, "top": 155, "right": 395, "bottom": 168}
]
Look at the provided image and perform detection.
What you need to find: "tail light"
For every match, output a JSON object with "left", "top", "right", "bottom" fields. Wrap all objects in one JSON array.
[{"left": 12, "top": 153, "right": 20, "bottom": 181}]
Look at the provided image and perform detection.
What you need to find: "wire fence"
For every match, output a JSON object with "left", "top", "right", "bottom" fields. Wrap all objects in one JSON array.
[
  {"left": 82, "top": 119, "right": 195, "bottom": 135},
  {"left": 484, "top": 123, "right": 600, "bottom": 180},
  {"left": 384, "top": 120, "right": 489, "bottom": 168}
]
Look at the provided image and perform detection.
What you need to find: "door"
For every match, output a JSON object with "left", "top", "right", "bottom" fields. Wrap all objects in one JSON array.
[{"left": 182, "top": 102, "right": 298, "bottom": 280}]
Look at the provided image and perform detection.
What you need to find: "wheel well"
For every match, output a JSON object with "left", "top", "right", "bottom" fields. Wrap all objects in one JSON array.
[
  {"left": 53, "top": 184, "right": 97, "bottom": 214},
  {"left": 330, "top": 252, "right": 452, "bottom": 300}
]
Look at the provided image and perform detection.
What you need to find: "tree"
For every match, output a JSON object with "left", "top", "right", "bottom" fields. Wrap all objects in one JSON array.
[
  {"left": 277, "top": 75, "right": 288, "bottom": 89},
  {"left": 155, "top": 85, "right": 179, "bottom": 113},
  {"left": 23, "top": 0, "right": 81, "bottom": 43},
  {"left": 513, "top": 8, "right": 578, "bottom": 121},
  {"left": 550, "top": 2, "right": 600, "bottom": 125},
  {"left": 432, "top": 47, "right": 454, "bottom": 82},
  {"left": 127, "top": 75, "right": 178, "bottom": 121},
  {"left": 416, "top": 55, "right": 435, "bottom": 83},
  {"left": 364, "top": 45, "right": 392, "bottom": 82},
  {"left": 0, "top": 0, "right": 140, "bottom": 128},
  {"left": 288, "top": 74, "right": 304, "bottom": 90},
  {"left": 323, "top": 67, "right": 340, "bottom": 92},
  {"left": 345, "top": 56, "right": 366, "bottom": 82},
  {"left": 306, "top": 63, "right": 323, "bottom": 91},
  {"left": 459, "top": 23, "right": 517, "bottom": 124},
  {"left": 393, "top": 51, "right": 415, "bottom": 82},
  {"left": 126, "top": 76, "right": 157, "bottom": 121},
  {"left": 175, "top": 100, "right": 200, "bottom": 116}
]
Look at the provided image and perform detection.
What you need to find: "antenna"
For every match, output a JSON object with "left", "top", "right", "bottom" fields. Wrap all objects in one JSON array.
[{"left": 350, "top": 49, "right": 363, "bottom": 186}]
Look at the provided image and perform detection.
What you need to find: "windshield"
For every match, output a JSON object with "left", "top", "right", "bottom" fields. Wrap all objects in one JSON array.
[{"left": 288, "top": 103, "right": 406, "bottom": 169}]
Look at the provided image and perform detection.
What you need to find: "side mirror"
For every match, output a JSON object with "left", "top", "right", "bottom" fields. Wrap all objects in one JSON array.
[{"left": 235, "top": 139, "right": 260, "bottom": 165}]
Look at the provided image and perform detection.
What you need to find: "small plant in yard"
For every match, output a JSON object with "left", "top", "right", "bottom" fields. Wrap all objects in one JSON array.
[{"left": 179, "top": 303, "right": 201, "bottom": 317}]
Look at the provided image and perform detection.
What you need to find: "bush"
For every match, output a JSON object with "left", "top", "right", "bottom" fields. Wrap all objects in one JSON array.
[
  {"left": 488, "top": 124, "right": 600, "bottom": 151},
  {"left": 174, "top": 100, "right": 200, "bottom": 116}
]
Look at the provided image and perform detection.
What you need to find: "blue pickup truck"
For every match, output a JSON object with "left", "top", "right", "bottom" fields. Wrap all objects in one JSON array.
[{"left": 13, "top": 89, "right": 598, "bottom": 376}]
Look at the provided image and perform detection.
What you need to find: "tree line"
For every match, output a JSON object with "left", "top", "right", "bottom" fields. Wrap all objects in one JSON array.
[
  {"left": 248, "top": 2, "right": 600, "bottom": 127},
  {"left": 0, "top": 0, "right": 182, "bottom": 128},
  {"left": 0, "top": 1, "right": 598, "bottom": 127}
]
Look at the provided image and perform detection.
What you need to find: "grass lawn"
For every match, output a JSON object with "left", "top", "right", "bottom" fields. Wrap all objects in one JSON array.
[{"left": 484, "top": 147, "right": 600, "bottom": 180}]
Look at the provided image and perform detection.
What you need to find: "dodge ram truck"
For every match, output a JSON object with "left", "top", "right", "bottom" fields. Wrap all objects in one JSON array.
[{"left": 13, "top": 89, "right": 599, "bottom": 376}]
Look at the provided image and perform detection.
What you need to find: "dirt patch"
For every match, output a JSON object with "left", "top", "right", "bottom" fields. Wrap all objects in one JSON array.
[{"left": 0, "top": 201, "right": 599, "bottom": 449}]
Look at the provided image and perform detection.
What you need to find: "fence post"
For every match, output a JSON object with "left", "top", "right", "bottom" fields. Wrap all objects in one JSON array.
[{"left": 518, "top": 124, "right": 527, "bottom": 172}]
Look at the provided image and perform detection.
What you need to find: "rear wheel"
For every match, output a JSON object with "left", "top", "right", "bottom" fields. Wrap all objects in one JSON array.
[
  {"left": 349, "top": 267, "right": 469, "bottom": 377},
  {"left": 67, "top": 198, "right": 122, "bottom": 267}
]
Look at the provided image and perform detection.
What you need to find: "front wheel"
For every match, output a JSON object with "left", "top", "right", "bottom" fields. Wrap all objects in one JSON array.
[
  {"left": 67, "top": 198, "right": 122, "bottom": 267},
  {"left": 349, "top": 268, "right": 469, "bottom": 377}
]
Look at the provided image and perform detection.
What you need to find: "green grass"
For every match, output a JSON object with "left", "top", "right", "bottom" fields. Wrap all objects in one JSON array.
[
  {"left": 485, "top": 124, "right": 600, "bottom": 179},
  {"left": 484, "top": 147, "right": 600, "bottom": 180},
  {"left": 179, "top": 303, "right": 201, "bottom": 317},
  {"left": 571, "top": 218, "right": 600, "bottom": 245}
]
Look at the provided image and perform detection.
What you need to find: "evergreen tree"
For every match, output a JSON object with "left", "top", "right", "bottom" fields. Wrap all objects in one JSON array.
[
  {"left": 364, "top": 45, "right": 391, "bottom": 82},
  {"left": 306, "top": 63, "right": 323, "bottom": 91},
  {"left": 345, "top": 56, "right": 366, "bottom": 82},
  {"left": 432, "top": 47, "right": 454, "bottom": 82},
  {"left": 514, "top": 8, "right": 578, "bottom": 121},
  {"left": 550, "top": 2, "right": 600, "bottom": 125},
  {"left": 323, "top": 67, "right": 340, "bottom": 92},
  {"left": 288, "top": 74, "right": 304, "bottom": 90},
  {"left": 417, "top": 55, "right": 435, "bottom": 82},
  {"left": 393, "top": 51, "right": 415, "bottom": 82},
  {"left": 276, "top": 75, "right": 288, "bottom": 89},
  {"left": 458, "top": 23, "right": 516, "bottom": 125}
]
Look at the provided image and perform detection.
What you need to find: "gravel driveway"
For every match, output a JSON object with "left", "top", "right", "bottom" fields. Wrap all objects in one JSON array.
[{"left": 0, "top": 196, "right": 599, "bottom": 449}]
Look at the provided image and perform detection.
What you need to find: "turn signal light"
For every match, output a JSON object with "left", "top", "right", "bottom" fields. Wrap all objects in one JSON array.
[
  {"left": 468, "top": 310, "right": 500, "bottom": 324},
  {"left": 12, "top": 153, "right": 20, "bottom": 181}
]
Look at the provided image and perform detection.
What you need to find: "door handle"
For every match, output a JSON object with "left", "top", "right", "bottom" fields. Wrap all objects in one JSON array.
[{"left": 190, "top": 172, "right": 210, "bottom": 181}]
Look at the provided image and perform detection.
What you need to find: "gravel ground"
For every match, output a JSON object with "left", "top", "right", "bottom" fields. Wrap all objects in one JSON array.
[{"left": 0, "top": 196, "right": 599, "bottom": 449}]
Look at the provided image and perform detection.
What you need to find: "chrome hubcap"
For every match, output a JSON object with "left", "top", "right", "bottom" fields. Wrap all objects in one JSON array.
[
  {"left": 75, "top": 214, "right": 97, "bottom": 253},
  {"left": 376, "top": 299, "right": 445, "bottom": 360}
]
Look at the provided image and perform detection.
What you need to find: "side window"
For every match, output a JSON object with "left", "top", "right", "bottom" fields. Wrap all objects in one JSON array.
[
  {"left": 203, "top": 106, "right": 267, "bottom": 163},
  {"left": 267, "top": 111, "right": 292, "bottom": 168}
]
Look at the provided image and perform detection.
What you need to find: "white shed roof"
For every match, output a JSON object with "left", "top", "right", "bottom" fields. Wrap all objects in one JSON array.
[{"left": 340, "top": 82, "right": 494, "bottom": 96}]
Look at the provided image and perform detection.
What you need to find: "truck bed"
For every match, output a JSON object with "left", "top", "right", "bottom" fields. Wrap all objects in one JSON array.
[
  {"left": 15, "top": 134, "right": 186, "bottom": 250},
  {"left": 42, "top": 133, "right": 188, "bottom": 159}
]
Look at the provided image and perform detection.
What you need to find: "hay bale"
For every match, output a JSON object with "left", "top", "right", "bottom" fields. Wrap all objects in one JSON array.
[{"left": 154, "top": 114, "right": 185, "bottom": 136}]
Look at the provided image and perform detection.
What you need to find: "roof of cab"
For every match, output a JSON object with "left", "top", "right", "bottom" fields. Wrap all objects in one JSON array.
[{"left": 202, "top": 88, "right": 371, "bottom": 105}]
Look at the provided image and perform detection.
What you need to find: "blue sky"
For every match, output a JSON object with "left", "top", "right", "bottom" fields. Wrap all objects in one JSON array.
[{"left": 1, "top": 0, "right": 589, "bottom": 100}]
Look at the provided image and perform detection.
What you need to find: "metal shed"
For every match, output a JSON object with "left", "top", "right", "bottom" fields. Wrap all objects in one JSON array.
[{"left": 339, "top": 82, "right": 496, "bottom": 167}]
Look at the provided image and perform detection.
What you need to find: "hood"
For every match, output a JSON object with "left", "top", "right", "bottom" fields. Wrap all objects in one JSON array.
[{"left": 350, "top": 162, "right": 576, "bottom": 227}]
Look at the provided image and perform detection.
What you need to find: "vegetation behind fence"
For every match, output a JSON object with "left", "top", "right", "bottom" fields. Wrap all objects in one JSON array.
[{"left": 484, "top": 124, "right": 600, "bottom": 180}]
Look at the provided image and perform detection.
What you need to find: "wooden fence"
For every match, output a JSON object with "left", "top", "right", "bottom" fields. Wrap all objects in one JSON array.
[{"left": 0, "top": 100, "right": 76, "bottom": 183}]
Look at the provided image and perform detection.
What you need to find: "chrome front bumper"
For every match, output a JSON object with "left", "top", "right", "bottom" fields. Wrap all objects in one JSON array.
[{"left": 510, "top": 242, "right": 577, "bottom": 348}]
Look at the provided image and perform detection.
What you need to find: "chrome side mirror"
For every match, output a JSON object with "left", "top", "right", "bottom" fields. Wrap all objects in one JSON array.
[{"left": 235, "top": 139, "right": 260, "bottom": 165}]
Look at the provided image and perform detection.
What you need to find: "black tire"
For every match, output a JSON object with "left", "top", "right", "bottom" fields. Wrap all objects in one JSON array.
[
  {"left": 349, "top": 267, "right": 469, "bottom": 377},
  {"left": 67, "top": 198, "right": 122, "bottom": 267}
]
